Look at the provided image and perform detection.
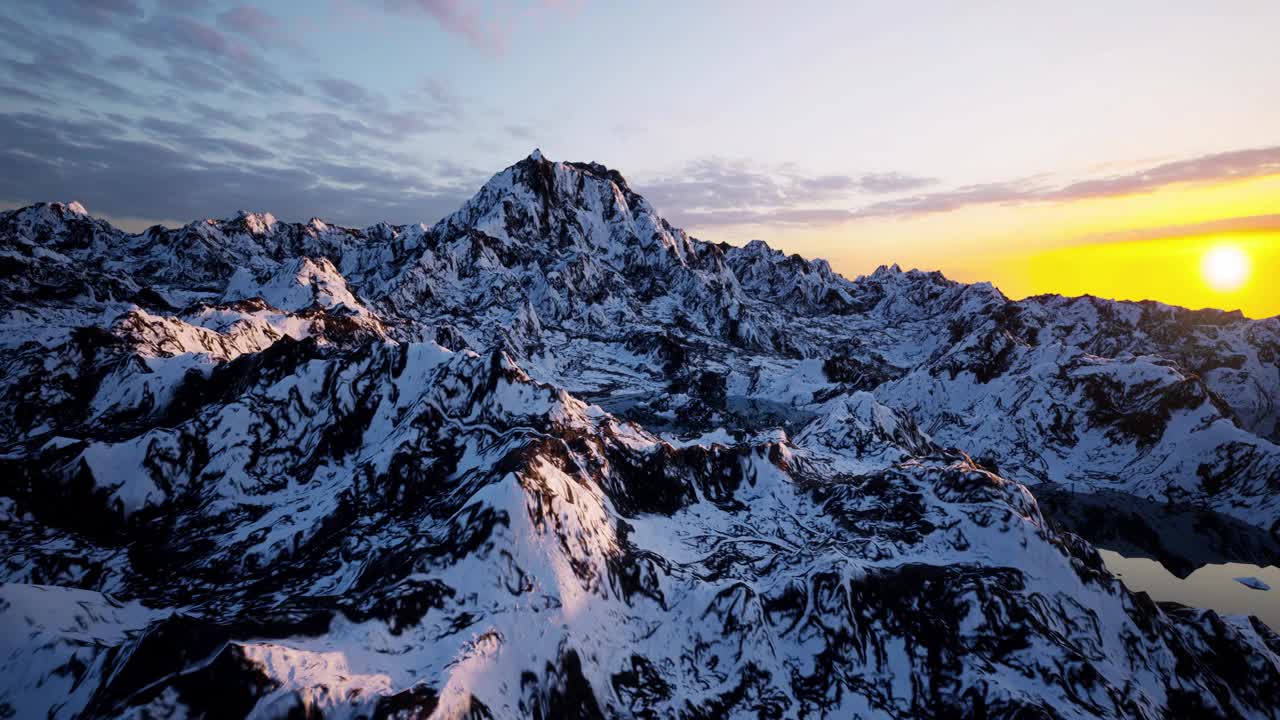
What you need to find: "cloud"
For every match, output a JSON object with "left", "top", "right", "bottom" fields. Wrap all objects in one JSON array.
[
  {"left": 186, "top": 100, "right": 255, "bottom": 130},
  {"left": 381, "top": 0, "right": 502, "bottom": 52},
  {"left": 39, "top": 0, "right": 144, "bottom": 28},
  {"left": 641, "top": 145, "right": 1280, "bottom": 230},
  {"left": 2, "top": 57, "right": 143, "bottom": 104},
  {"left": 672, "top": 208, "right": 856, "bottom": 227},
  {"left": 274, "top": 109, "right": 448, "bottom": 148},
  {"left": 0, "top": 12, "right": 147, "bottom": 103},
  {"left": 1046, "top": 146, "right": 1280, "bottom": 201},
  {"left": 105, "top": 54, "right": 147, "bottom": 72},
  {"left": 156, "top": 0, "right": 214, "bottom": 10},
  {"left": 216, "top": 5, "right": 287, "bottom": 47},
  {"left": 137, "top": 115, "right": 275, "bottom": 158},
  {"left": 1086, "top": 213, "right": 1280, "bottom": 245},
  {"left": 0, "top": 110, "right": 477, "bottom": 227},
  {"left": 0, "top": 1, "right": 525, "bottom": 232},
  {"left": 0, "top": 13, "right": 95, "bottom": 63},
  {"left": 505, "top": 124, "right": 536, "bottom": 140},
  {"left": 2, "top": 3, "right": 305, "bottom": 101},
  {"left": 316, "top": 75, "right": 380, "bottom": 105},
  {"left": 159, "top": 53, "right": 231, "bottom": 93},
  {"left": 376, "top": 0, "right": 571, "bottom": 54},
  {"left": 636, "top": 158, "right": 936, "bottom": 228},
  {"left": 131, "top": 14, "right": 238, "bottom": 58},
  {"left": 0, "top": 83, "right": 49, "bottom": 104},
  {"left": 856, "top": 146, "right": 1280, "bottom": 219},
  {"left": 402, "top": 77, "right": 467, "bottom": 124},
  {"left": 640, "top": 159, "right": 806, "bottom": 212},
  {"left": 854, "top": 180, "right": 1038, "bottom": 218},
  {"left": 122, "top": 13, "right": 303, "bottom": 95},
  {"left": 10, "top": 0, "right": 1273, "bottom": 241},
  {"left": 854, "top": 172, "right": 938, "bottom": 194}
]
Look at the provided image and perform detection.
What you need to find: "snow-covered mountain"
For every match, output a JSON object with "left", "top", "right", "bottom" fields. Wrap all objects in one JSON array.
[{"left": 2, "top": 151, "right": 1278, "bottom": 718}]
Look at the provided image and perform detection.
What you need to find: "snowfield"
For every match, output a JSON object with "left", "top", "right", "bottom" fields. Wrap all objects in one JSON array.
[{"left": 1, "top": 152, "right": 1278, "bottom": 718}]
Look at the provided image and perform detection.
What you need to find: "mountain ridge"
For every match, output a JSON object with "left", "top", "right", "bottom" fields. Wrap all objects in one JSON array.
[{"left": 2, "top": 151, "right": 1279, "bottom": 718}]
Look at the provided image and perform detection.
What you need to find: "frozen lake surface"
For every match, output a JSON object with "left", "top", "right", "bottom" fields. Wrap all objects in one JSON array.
[
  {"left": 1036, "top": 485, "right": 1280, "bottom": 631},
  {"left": 1099, "top": 550, "right": 1279, "bottom": 630}
]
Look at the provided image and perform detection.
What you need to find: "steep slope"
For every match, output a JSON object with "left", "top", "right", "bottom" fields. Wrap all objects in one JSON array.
[
  {"left": 4, "top": 344, "right": 1279, "bottom": 718},
  {"left": 2, "top": 151, "right": 1279, "bottom": 718}
]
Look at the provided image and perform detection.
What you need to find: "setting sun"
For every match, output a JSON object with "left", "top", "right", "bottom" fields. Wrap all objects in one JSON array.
[{"left": 1202, "top": 244, "right": 1251, "bottom": 291}]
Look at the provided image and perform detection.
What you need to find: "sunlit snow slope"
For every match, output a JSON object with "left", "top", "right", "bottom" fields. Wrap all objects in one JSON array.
[{"left": 2, "top": 152, "right": 1278, "bottom": 719}]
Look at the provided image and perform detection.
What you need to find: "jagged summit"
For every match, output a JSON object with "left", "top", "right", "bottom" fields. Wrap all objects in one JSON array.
[
  {"left": 233, "top": 209, "right": 278, "bottom": 236},
  {"left": 0, "top": 153, "right": 832, "bottom": 294}
]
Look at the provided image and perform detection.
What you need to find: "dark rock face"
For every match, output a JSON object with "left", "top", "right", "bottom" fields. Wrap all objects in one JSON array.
[
  {"left": 1, "top": 153, "right": 1279, "bottom": 718},
  {"left": 1033, "top": 485, "right": 1280, "bottom": 578}
]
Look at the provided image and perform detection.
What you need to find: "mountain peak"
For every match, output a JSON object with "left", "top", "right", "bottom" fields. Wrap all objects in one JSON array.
[
  {"left": 5, "top": 153, "right": 1280, "bottom": 719},
  {"left": 234, "top": 210, "right": 278, "bottom": 236},
  {"left": 528, "top": 148, "right": 544, "bottom": 162}
]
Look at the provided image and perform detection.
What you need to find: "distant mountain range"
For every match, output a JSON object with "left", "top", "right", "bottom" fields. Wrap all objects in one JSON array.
[{"left": 2, "top": 151, "right": 1278, "bottom": 718}]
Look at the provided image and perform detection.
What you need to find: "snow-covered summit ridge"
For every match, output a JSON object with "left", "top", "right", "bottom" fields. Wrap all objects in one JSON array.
[
  {"left": 2, "top": 151, "right": 1280, "bottom": 719},
  {"left": 2, "top": 151, "right": 1276, "bottom": 480}
]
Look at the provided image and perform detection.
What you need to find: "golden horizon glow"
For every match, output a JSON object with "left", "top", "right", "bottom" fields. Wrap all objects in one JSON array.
[
  {"left": 1014, "top": 233, "right": 1277, "bottom": 319},
  {"left": 733, "top": 174, "right": 1280, "bottom": 319}
]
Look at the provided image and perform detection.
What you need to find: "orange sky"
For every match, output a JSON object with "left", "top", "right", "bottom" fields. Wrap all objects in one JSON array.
[{"left": 752, "top": 174, "right": 1280, "bottom": 319}]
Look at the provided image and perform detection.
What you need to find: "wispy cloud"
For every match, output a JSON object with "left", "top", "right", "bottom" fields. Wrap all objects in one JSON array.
[
  {"left": 854, "top": 180, "right": 1036, "bottom": 219},
  {"left": 3, "top": 2, "right": 1277, "bottom": 238},
  {"left": 669, "top": 207, "right": 858, "bottom": 228},
  {"left": 1046, "top": 146, "right": 1280, "bottom": 201},
  {"left": 1084, "top": 213, "right": 1280, "bottom": 245},
  {"left": 638, "top": 146, "right": 1280, "bottom": 231},
  {"left": 377, "top": 0, "right": 573, "bottom": 54},
  {"left": 0, "top": 82, "right": 49, "bottom": 104},
  {"left": 854, "top": 172, "right": 939, "bottom": 194},
  {"left": 637, "top": 158, "right": 935, "bottom": 228},
  {"left": 15, "top": 6, "right": 299, "bottom": 99},
  {"left": 0, "top": 11, "right": 145, "bottom": 103},
  {"left": 216, "top": 5, "right": 288, "bottom": 48},
  {"left": 380, "top": 0, "right": 505, "bottom": 53},
  {"left": 42, "top": 0, "right": 145, "bottom": 28},
  {"left": 316, "top": 75, "right": 380, "bottom": 105},
  {"left": 0, "top": 0, "right": 493, "bottom": 225},
  {"left": 504, "top": 124, "right": 537, "bottom": 140},
  {"left": 857, "top": 146, "right": 1280, "bottom": 219},
  {"left": 0, "top": 110, "right": 480, "bottom": 227},
  {"left": 130, "top": 14, "right": 245, "bottom": 60}
]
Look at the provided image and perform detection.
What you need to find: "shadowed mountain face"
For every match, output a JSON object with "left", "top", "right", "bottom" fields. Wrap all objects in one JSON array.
[
  {"left": 1034, "top": 485, "right": 1280, "bottom": 579},
  {"left": 1, "top": 152, "right": 1279, "bottom": 719}
]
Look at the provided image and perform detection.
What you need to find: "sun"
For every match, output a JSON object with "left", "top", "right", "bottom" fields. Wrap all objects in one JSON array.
[{"left": 1201, "top": 244, "right": 1250, "bottom": 292}]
